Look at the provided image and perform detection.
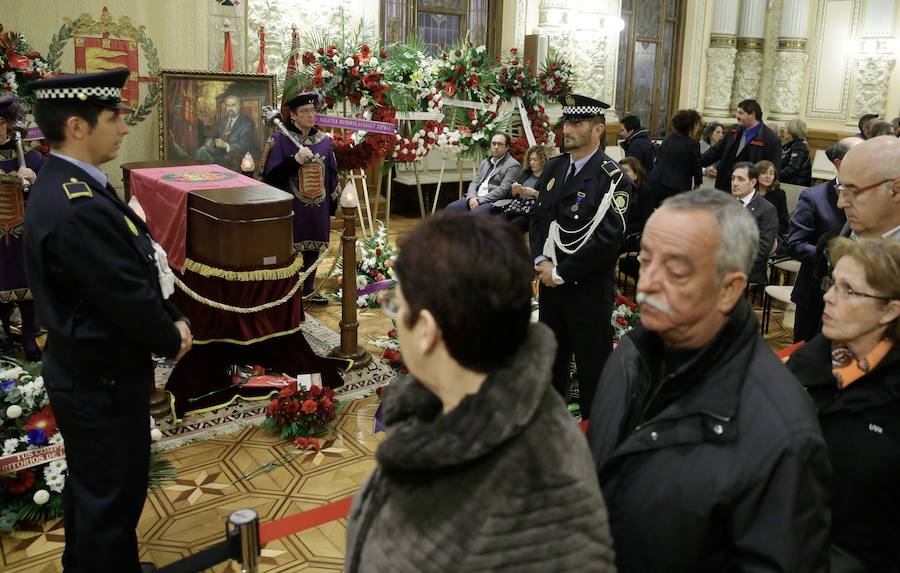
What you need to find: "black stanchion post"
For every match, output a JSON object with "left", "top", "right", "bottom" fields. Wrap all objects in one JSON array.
[{"left": 227, "top": 509, "right": 260, "bottom": 573}]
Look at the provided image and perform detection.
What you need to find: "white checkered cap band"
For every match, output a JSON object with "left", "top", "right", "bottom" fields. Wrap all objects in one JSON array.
[
  {"left": 34, "top": 86, "right": 121, "bottom": 100},
  {"left": 562, "top": 105, "right": 605, "bottom": 116}
]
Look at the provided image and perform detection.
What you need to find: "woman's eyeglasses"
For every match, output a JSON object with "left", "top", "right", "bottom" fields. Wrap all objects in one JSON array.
[{"left": 822, "top": 276, "right": 895, "bottom": 302}]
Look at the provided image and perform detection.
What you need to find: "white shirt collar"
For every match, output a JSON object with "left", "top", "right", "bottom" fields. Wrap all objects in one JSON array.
[{"left": 739, "top": 189, "right": 756, "bottom": 206}]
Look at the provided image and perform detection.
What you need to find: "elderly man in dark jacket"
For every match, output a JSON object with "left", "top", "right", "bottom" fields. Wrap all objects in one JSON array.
[
  {"left": 701, "top": 99, "right": 782, "bottom": 192},
  {"left": 346, "top": 213, "right": 615, "bottom": 573},
  {"left": 588, "top": 188, "right": 831, "bottom": 573}
]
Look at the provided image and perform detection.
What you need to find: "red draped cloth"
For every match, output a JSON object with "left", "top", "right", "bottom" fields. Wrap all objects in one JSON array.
[{"left": 166, "top": 261, "right": 347, "bottom": 417}]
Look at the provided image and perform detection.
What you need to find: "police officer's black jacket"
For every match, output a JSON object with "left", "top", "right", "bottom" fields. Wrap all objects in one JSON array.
[
  {"left": 24, "top": 154, "right": 183, "bottom": 379},
  {"left": 588, "top": 299, "right": 831, "bottom": 572},
  {"left": 788, "top": 333, "right": 900, "bottom": 573},
  {"left": 529, "top": 149, "right": 628, "bottom": 282}
]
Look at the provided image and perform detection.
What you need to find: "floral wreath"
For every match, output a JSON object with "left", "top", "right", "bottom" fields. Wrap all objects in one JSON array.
[
  {"left": 0, "top": 27, "right": 51, "bottom": 106},
  {"left": 46, "top": 8, "right": 159, "bottom": 126}
]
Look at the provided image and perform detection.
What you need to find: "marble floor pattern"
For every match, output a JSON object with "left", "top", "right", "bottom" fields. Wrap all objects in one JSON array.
[{"left": 0, "top": 212, "right": 797, "bottom": 571}]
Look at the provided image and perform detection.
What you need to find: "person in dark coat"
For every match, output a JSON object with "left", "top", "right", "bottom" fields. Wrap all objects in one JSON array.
[
  {"left": 731, "top": 162, "right": 778, "bottom": 284},
  {"left": 755, "top": 159, "right": 790, "bottom": 244},
  {"left": 345, "top": 214, "right": 616, "bottom": 573},
  {"left": 589, "top": 189, "right": 831, "bottom": 573},
  {"left": 619, "top": 156, "right": 651, "bottom": 235},
  {"left": 530, "top": 94, "right": 630, "bottom": 419},
  {"left": 786, "top": 136, "right": 861, "bottom": 342},
  {"left": 24, "top": 69, "right": 192, "bottom": 573},
  {"left": 779, "top": 118, "right": 812, "bottom": 186},
  {"left": 787, "top": 237, "right": 900, "bottom": 572},
  {"left": 701, "top": 98, "right": 782, "bottom": 191},
  {"left": 619, "top": 114, "right": 655, "bottom": 173},
  {"left": 0, "top": 91, "right": 45, "bottom": 360},
  {"left": 647, "top": 108, "right": 702, "bottom": 208}
]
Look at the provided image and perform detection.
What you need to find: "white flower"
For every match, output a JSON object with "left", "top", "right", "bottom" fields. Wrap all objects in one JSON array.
[
  {"left": 48, "top": 432, "right": 64, "bottom": 445},
  {"left": 5, "top": 404, "right": 22, "bottom": 419},
  {"left": 345, "top": 57, "right": 355, "bottom": 67},
  {"left": 356, "top": 296, "right": 368, "bottom": 307},
  {"left": 2, "top": 438, "right": 19, "bottom": 456},
  {"left": 150, "top": 428, "right": 163, "bottom": 442},
  {"left": 359, "top": 96, "right": 369, "bottom": 107},
  {"left": 476, "top": 45, "right": 486, "bottom": 54},
  {"left": 33, "top": 489, "right": 50, "bottom": 505},
  {"left": 0, "top": 366, "right": 24, "bottom": 380},
  {"left": 356, "top": 276, "right": 369, "bottom": 290},
  {"left": 321, "top": 69, "right": 332, "bottom": 78},
  {"left": 369, "top": 57, "right": 379, "bottom": 67},
  {"left": 332, "top": 55, "right": 341, "bottom": 64}
]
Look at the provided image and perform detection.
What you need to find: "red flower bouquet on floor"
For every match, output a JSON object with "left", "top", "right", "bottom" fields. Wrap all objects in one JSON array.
[{"left": 262, "top": 382, "right": 338, "bottom": 439}]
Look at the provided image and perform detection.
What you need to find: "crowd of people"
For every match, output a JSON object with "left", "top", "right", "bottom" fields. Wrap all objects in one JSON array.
[{"left": 5, "top": 60, "right": 900, "bottom": 572}]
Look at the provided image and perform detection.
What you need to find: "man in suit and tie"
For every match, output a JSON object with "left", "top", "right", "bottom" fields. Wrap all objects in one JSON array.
[
  {"left": 731, "top": 162, "right": 778, "bottom": 284},
  {"left": 194, "top": 94, "right": 255, "bottom": 167},
  {"left": 786, "top": 136, "right": 861, "bottom": 342},
  {"left": 530, "top": 94, "right": 631, "bottom": 420},
  {"left": 446, "top": 133, "right": 521, "bottom": 213}
]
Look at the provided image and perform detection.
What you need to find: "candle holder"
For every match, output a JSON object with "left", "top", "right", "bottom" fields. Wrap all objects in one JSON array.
[{"left": 330, "top": 181, "right": 372, "bottom": 369}]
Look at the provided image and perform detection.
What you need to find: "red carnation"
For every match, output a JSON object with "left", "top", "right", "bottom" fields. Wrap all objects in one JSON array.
[
  {"left": 379, "top": 50, "right": 388, "bottom": 59},
  {"left": 308, "top": 384, "right": 321, "bottom": 397},
  {"left": 301, "top": 400, "right": 318, "bottom": 414},
  {"left": 2, "top": 469, "right": 36, "bottom": 494},
  {"left": 360, "top": 44, "right": 371, "bottom": 60}
]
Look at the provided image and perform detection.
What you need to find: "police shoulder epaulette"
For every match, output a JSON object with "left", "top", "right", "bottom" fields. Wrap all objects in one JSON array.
[
  {"left": 601, "top": 160, "right": 621, "bottom": 178},
  {"left": 62, "top": 178, "right": 93, "bottom": 200}
]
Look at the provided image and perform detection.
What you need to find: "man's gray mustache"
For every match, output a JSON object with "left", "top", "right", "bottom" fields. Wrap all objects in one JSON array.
[{"left": 636, "top": 292, "right": 672, "bottom": 316}]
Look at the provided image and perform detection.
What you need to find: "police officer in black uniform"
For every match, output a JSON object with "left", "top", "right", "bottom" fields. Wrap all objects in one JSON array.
[
  {"left": 530, "top": 94, "right": 630, "bottom": 420},
  {"left": 24, "top": 68, "right": 192, "bottom": 573}
]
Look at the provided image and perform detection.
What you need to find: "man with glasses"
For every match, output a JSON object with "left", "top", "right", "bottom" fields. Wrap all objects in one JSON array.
[
  {"left": 810, "top": 135, "right": 900, "bottom": 332},
  {"left": 194, "top": 94, "right": 255, "bottom": 168},
  {"left": 529, "top": 94, "right": 630, "bottom": 420},
  {"left": 262, "top": 92, "right": 339, "bottom": 304},
  {"left": 446, "top": 132, "right": 521, "bottom": 213}
]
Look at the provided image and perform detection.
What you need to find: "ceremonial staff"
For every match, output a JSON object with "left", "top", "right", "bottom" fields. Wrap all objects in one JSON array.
[
  {"left": 261, "top": 106, "right": 306, "bottom": 153},
  {"left": 13, "top": 122, "right": 30, "bottom": 192}
]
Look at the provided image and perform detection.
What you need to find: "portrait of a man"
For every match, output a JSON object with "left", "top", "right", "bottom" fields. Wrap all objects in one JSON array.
[{"left": 159, "top": 70, "right": 275, "bottom": 171}]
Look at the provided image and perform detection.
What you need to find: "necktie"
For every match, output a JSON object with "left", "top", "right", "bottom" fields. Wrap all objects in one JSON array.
[{"left": 565, "top": 162, "right": 576, "bottom": 185}]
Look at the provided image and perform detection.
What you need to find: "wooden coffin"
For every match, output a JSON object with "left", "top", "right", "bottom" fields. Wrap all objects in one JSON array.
[{"left": 187, "top": 184, "right": 294, "bottom": 271}]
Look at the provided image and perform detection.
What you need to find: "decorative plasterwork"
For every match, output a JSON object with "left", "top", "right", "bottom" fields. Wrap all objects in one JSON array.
[
  {"left": 770, "top": 51, "right": 809, "bottom": 117},
  {"left": 704, "top": 45, "right": 738, "bottom": 114},
  {"left": 731, "top": 47, "right": 764, "bottom": 109},
  {"left": 852, "top": 53, "right": 897, "bottom": 118}
]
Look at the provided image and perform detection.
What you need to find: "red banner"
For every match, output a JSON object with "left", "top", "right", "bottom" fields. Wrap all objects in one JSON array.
[{"left": 0, "top": 443, "right": 65, "bottom": 473}]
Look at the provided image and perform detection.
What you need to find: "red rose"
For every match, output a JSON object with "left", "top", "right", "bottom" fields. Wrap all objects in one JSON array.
[
  {"left": 294, "top": 437, "right": 309, "bottom": 449},
  {"left": 379, "top": 50, "right": 388, "bottom": 59},
  {"left": 617, "top": 317, "right": 628, "bottom": 326},
  {"left": 301, "top": 400, "right": 318, "bottom": 414},
  {"left": 308, "top": 438, "right": 321, "bottom": 451},
  {"left": 320, "top": 397, "right": 333, "bottom": 410},
  {"left": 308, "top": 385, "right": 321, "bottom": 397},
  {"left": 387, "top": 328, "right": 397, "bottom": 338},
  {"left": 510, "top": 48, "right": 518, "bottom": 54},
  {"left": 2, "top": 469, "right": 36, "bottom": 494}
]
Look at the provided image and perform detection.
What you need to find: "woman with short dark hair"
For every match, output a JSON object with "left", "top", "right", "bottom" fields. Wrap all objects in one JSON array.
[
  {"left": 345, "top": 213, "right": 616, "bottom": 573},
  {"left": 787, "top": 237, "right": 900, "bottom": 573},
  {"left": 647, "top": 109, "right": 703, "bottom": 209}
]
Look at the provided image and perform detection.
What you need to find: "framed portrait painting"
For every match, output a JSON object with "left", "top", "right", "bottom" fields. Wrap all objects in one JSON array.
[{"left": 158, "top": 70, "right": 276, "bottom": 171}]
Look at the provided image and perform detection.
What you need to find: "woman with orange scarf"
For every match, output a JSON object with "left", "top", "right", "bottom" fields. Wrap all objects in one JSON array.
[{"left": 787, "top": 237, "right": 900, "bottom": 572}]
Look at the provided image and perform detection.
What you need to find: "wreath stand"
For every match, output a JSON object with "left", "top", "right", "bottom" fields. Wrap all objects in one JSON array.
[{"left": 376, "top": 113, "right": 432, "bottom": 233}]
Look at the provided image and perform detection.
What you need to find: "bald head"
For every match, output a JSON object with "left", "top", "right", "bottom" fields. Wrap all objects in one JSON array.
[
  {"left": 842, "top": 135, "right": 900, "bottom": 180},
  {"left": 837, "top": 135, "right": 900, "bottom": 237}
]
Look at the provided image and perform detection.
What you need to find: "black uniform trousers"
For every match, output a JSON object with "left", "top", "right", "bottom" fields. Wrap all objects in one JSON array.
[
  {"left": 539, "top": 271, "right": 614, "bottom": 420},
  {"left": 44, "top": 351, "right": 153, "bottom": 573}
]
